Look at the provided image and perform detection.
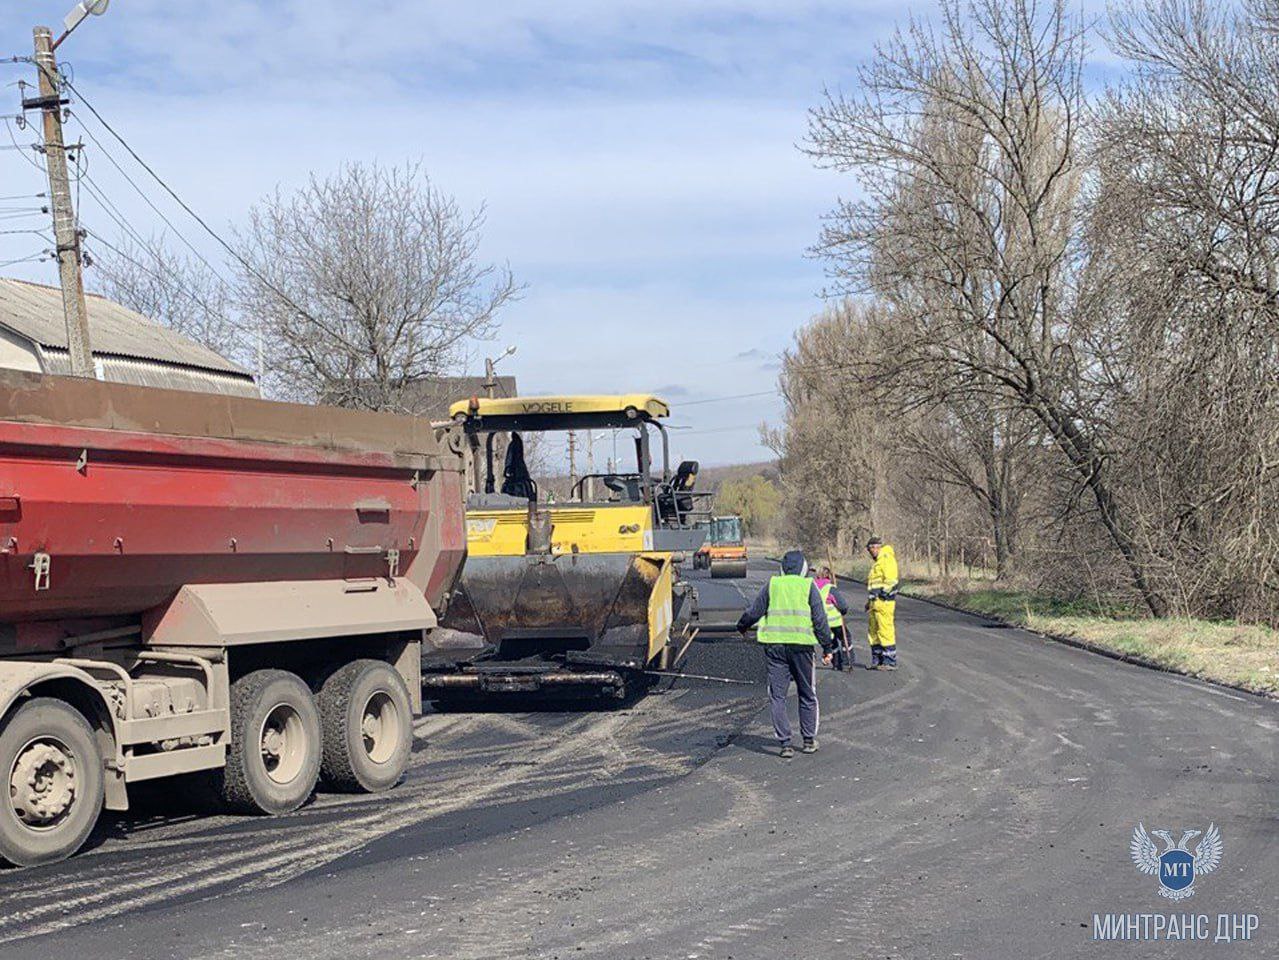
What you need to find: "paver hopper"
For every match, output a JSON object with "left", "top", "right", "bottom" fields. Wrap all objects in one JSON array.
[{"left": 426, "top": 395, "right": 708, "bottom": 702}]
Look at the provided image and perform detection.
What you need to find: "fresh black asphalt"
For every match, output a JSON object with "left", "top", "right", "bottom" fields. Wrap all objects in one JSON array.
[{"left": 1, "top": 560, "right": 1275, "bottom": 958}]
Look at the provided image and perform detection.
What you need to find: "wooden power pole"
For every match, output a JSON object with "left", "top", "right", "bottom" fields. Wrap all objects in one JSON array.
[
  {"left": 30, "top": 26, "right": 94, "bottom": 378},
  {"left": 483, "top": 356, "right": 497, "bottom": 398}
]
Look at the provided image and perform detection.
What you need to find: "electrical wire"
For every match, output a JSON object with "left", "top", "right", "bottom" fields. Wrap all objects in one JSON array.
[
  {"left": 0, "top": 253, "right": 49, "bottom": 268},
  {"left": 25, "top": 56, "right": 241, "bottom": 312},
  {"left": 681, "top": 389, "right": 780, "bottom": 406},
  {"left": 681, "top": 424, "right": 767, "bottom": 436},
  {"left": 60, "top": 76, "right": 324, "bottom": 330},
  {"left": 76, "top": 178, "right": 230, "bottom": 324},
  {"left": 73, "top": 165, "right": 239, "bottom": 334},
  {"left": 81, "top": 227, "right": 231, "bottom": 326},
  {"left": 77, "top": 175, "right": 155, "bottom": 253},
  {"left": 78, "top": 178, "right": 237, "bottom": 333},
  {"left": 4, "top": 117, "right": 45, "bottom": 173},
  {"left": 68, "top": 114, "right": 235, "bottom": 290},
  {"left": 78, "top": 173, "right": 147, "bottom": 244}
]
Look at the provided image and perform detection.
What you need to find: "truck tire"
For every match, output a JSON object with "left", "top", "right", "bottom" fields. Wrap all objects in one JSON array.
[
  {"left": 217, "top": 670, "right": 321, "bottom": 815},
  {"left": 318, "top": 660, "right": 412, "bottom": 793},
  {"left": 0, "top": 698, "right": 104, "bottom": 867}
]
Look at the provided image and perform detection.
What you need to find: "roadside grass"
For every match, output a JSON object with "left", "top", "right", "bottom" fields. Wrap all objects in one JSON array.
[
  {"left": 741, "top": 541, "right": 1278, "bottom": 697},
  {"left": 909, "top": 579, "right": 1279, "bottom": 698}
]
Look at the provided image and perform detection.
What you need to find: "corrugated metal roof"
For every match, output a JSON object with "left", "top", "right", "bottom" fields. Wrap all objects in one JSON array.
[
  {"left": 40, "top": 349, "right": 259, "bottom": 398},
  {"left": 0, "top": 277, "right": 249, "bottom": 376}
]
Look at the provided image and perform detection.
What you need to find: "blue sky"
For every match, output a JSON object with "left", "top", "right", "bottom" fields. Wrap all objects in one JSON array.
[{"left": 1, "top": 1, "right": 1110, "bottom": 466}]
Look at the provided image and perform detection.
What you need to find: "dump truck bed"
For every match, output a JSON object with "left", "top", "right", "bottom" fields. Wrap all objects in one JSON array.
[{"left": 0, "top": 370, "right": 465, "bottom": 648}]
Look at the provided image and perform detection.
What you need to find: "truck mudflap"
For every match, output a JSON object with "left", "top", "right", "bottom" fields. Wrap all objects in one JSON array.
[{"left": 0, "top": 659, "right": 129, "bottom": 811}]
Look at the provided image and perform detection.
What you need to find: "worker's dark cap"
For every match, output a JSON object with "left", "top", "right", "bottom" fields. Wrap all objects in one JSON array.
[
  {"left": 867, "top": 536, "right": 883, "bottom": 547},
  {"left": 781, "top": 550, "right": 807, "bottom": 576}
]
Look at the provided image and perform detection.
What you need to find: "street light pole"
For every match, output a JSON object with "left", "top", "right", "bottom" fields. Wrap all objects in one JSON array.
[
  {"left": 584, "top": 430, "right": 608, "bottom": 501},
  {"left": 483, "top": 345, "right": 517, "bottom": 398}
]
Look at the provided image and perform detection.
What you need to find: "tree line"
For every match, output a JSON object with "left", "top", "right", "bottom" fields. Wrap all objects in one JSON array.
[{"left": 778, "top": 0, "right": 1279, "bottom": 624}]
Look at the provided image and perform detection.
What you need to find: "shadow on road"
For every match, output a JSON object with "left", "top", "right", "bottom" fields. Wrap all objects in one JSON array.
[{"left": 728, "top": 732, "right": 785, "bottom": 757}]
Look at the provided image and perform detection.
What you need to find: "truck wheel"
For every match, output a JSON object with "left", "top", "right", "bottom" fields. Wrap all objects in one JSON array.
[
  {"left": 217, "top": 670, "right": 321, "bottom": 815},
  {"left": 318, "top": 660, "right": 411, "bottom": 793},
  {"left": 0, "top": 698, "right": 104, "bottom": 867}
]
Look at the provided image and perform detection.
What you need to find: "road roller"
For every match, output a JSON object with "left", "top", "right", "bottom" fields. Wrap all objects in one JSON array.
[
  {"left": 693, "top": 514, "right": 749, "bottom": 579},
  {"left": 425, "top": 394, "right": 710, "bottom": 704}
]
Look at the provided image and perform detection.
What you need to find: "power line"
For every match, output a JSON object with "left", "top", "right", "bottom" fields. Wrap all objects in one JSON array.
[
  {"left": 60, "top": 76, "right": 322, "bottom": 331},
  {"left": 0, "top": 252, "right": 50, "bottom": 268},
  {"left": 4, "top": 118, "right": 45, "bottom": 173},
  {"left": 680, "top": 423, "right": 769, "bottom": 436},
  {"left": 71, "top": 176, "right": 141, "bottom": 243},
  {"left": 17, "top": 57, "right": 233, "bottom": 341},
  {"left": 81, "top": 227, "right": 230, "bottom": 326},
  {"left": 73, "top": 164, "right": 237, "bottom": 333},
  {"left": 77, "top": 182, "right": 233, "bottom": 327},
  {"left": 681, "top": 389, "right": 780, "bottom": 406},
  {"left": 79, "top": 171, "right": 163, "bottom": 253},
  {"left": 68, "top": 114, "right": 235, "bottom": 290}
]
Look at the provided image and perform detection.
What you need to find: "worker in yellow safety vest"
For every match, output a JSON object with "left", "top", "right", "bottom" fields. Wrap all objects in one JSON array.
[
  {"left": 736, "top": 550, "right": 835, "bottom": 759},
  {"left": 865, "top": 537, "right": 899, "bottom": 670},
  {"left": 813, "top": 565, "right": 852, "bottom": 671}
]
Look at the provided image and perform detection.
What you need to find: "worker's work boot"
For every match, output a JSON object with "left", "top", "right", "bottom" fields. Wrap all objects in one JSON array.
[
  {"left": 779, "top": 743, "right": 795, "bottom": 759},
  {"left": 802, "top": 738, "right": 818, "bottom": 754}
]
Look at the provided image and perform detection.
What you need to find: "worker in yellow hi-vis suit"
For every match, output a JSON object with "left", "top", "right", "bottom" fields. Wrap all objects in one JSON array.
[{"left": 865, "top": 537, "right": 899, "bottom": 670}]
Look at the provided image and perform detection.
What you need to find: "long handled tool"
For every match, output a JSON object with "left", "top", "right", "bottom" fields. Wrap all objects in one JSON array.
[{"left": 642, "top": 669, "right": 757, "bottom": 685}]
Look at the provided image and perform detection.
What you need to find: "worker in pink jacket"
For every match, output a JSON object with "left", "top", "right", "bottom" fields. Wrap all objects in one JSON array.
[{"left": 813, "top": 566, "right": 852, "bottom": 670}]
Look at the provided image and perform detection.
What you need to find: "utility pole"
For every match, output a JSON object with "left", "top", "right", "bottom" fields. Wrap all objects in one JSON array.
[
  {"left": 483, "top": 357, "right": 496, "bottom": 398},
  {"left": 483, "top": 345, "right": 516, "bottom": 399},
  {"left": 30, "top": 26, "right": 94, "bottom": 378},
  {"left": 567, "top": 431, "right": 578, "bottom": 498}
]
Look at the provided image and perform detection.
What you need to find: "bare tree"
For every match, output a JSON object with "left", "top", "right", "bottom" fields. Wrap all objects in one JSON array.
[
  {"left": 770, "top": 298, "right": 1038, "bottom": 579},
  {"left": 91, "top": 234, "right": 247, "bottom": 364},
  {"left": 237, "top": 160, "right": 520, "bottom": 410},
  {"left": 804, "top": 0, "right": 1178, "bottom": 615},
  {"left": 766, "top": 302, "right": 887, "bottom": 556},
  {"left": 898, "top": 400, "right": 1039, "bottom": 579},
  {"left": 1093, "top": 0, "right": 1279, "bottom": 619}
]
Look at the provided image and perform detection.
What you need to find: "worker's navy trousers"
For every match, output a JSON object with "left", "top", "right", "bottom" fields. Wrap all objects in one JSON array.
[{"left": 763, "top": 643, "right": 818, "bottom": 745}]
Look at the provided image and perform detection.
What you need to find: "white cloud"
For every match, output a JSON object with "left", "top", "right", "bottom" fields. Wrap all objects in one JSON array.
[{"left": 4, "top": 0, "right": 1124, "bottom": 466}]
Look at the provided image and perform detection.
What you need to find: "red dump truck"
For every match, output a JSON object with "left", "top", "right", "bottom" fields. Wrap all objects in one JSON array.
[{"left": 0, "top": 370, "right": 466, "bottom": 866}]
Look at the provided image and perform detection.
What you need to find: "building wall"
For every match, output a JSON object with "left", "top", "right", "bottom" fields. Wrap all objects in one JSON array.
[{"left": 0, "top": 327, "right": 42, "bottom": 373}]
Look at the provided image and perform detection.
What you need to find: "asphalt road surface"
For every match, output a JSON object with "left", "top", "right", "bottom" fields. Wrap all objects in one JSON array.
[{"left": 1, "top": 559, "right": 1275, "bottom": 959}]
